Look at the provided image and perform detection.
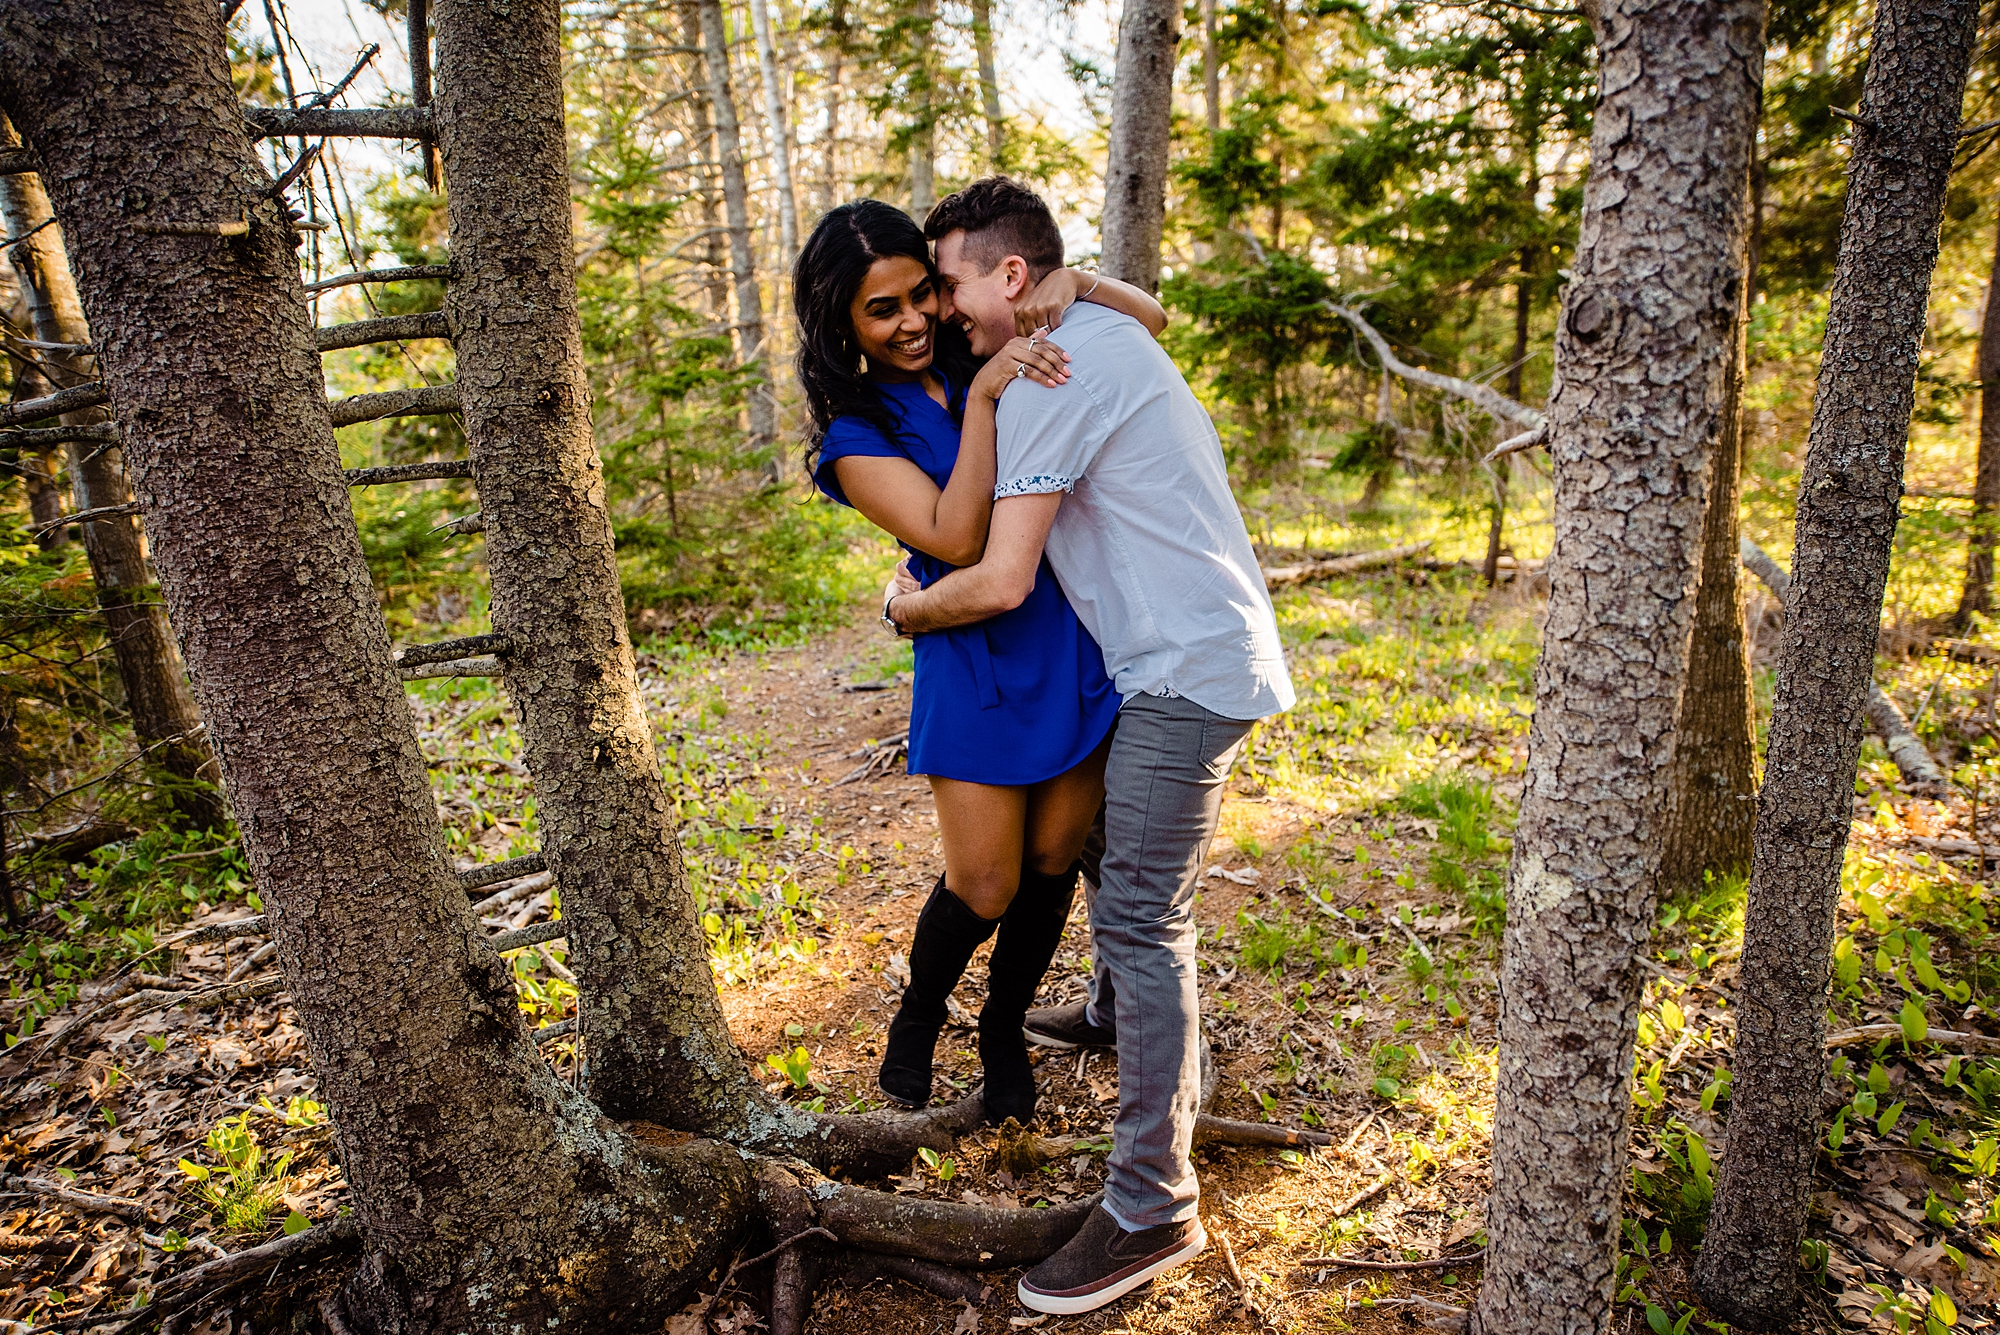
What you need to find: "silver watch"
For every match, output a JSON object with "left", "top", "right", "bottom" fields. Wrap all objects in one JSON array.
[{"left": 881, "top": 592, "right": 903, "bottom": 636}]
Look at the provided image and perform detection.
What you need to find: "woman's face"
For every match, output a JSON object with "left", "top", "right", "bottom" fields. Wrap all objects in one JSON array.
[{"left": 848, "top": 254, "right": 940, "bottom": 378}]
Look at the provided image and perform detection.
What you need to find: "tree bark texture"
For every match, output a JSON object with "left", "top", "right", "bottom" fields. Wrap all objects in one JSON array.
[
  {"left": 906, "top": 0, "right": 938, "bottom": 218},
  {"left": 1471, "top": 2, "right": 1765, "bottom": 1331},
  {"left": 693, "top": 0, "right": 778, "bottom": 469},
  {"left": 431, "top": 0, "right": 803, "bottom": 1144},
  {"left": 0, "top": 121, "right": 219, "bottom": 827},
  {"left": 681, "top": 1, "right": 735, "bottom": 324},
  {"left": 1202, "top": 0, "right": 1221, "bottom": 134},
  {"left": 1693, "top": 0, "right": 1980, "bottom": 1324},
  {"left": 1956, "top": 211, "right": 2000, "bottom": 624},
  {"left": 747, "top": 0, "right": 799, "bottom": 270},
  {"left": 1657, "top": 225, "right": 1759, "bottom": 895},
  {"left": 971, "top": 0, "right": 1005, "bottom": 167},
  {"left": 0, "top": 3, "right": 748, "bottom": 1330},
  {"left": 1100, "top": 0, "right": 1180, "bottom": 292}
]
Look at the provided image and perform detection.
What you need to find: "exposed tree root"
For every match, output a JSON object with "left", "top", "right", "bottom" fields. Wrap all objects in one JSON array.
[{"left": 835, "top": 1253, "right": 988, "bottom": 1303}]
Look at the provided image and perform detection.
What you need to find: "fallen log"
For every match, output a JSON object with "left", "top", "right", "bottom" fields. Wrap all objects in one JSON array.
[
  {"left": 1740, "top": 538, "right": 1948, "bottom": 791},
  {"left": 458, "top": 853, "right": 547, "bottom": 892},
  {"left": 400, "top": 653, "right": 502, "bottom": 680},
  {"left": 394, "top": 633, "right": 512, "bottom": 668},
  {"left": 0, "top": 1173, "right": 158, "bottom": 1223},
  {"left": 1262, "top": 541, "right": 1434, "bottom": 589},
  {"left": 13, "top": 816, "right": 137, "bottom": 863},
  {"left": 1824, "top": 1023, "right": 2000, "bottom": 1055}
]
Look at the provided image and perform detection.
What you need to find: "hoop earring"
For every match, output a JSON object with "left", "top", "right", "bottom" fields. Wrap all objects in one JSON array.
[{"left": 858, "top": 353, "right": 869, "bottom": 374}]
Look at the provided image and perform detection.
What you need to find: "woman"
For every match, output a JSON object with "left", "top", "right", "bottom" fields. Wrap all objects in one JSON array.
[{"left": 794, "top": 200, "right": 1165, "bottom": 1123}]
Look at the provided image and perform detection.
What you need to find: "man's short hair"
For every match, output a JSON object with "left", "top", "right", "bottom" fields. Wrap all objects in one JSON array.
[{"left": 923, "top": 177, "right": 1065, "bottom": 280}]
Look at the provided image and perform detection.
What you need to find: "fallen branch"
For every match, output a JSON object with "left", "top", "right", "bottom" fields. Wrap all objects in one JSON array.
[
  {"left": 1194, "top": 1114, "right": 1335, "bottom": 1150},
  {"left": 489, "top": 919, "right": 566, "bottom": 952},
  {"left": 834, "top": 732, "right": 909, "bottom": 785},
  {"left": 343, "top": 458, "right": 472, "bottom": 486},
  {"left": 327, "top": 383, "right": 460, "bottom": 428},
  {"left": 1333, "top": 1175, "right": 1393, "bottom": 1216},
  {"left": 0, "top": 1173, "right": 157, "bottom": 1223},
  {"left": 394, "top": 633, "right": 512, "bottom": 669},
  {"left": 243, "top": 106, "right": 430, "bottom": 140},
  {"left": 315, "top": 311, "right": 450, "bottom": 353},
  {"left": 1217, "top": 1228, "right": 1260, "bottom": 1318},
  {"left": 30, "top": 500, "right": 140, "bottom": 538},
  {"left": 459, "top": 853, "right": 547, "bottom": 892},
  {"left": 1824, "top": 1023, "right": 2000, "bottom": 1054},
  {"left": 1301, "top": 1245, "right": 1486, "bottom": 1271},
  {"left": 302, "top": 264, "right": 453, "bottom": 295},
  {"left": 161, "top": 916, "right": 268, "bottom": 949},
  {"left": 400, "top": 653, "right": 503, "bottom": 680},
  {"left": 1740, "top": 538, "right": 1948, "bottom": 791},
  {"left": 1935, "top": 638, "right": 2000, "bottom": 665},
  {"left": 0, "top": 423, "right": 120, "bottom": 450},
  {"left": 1327, "top": 303, "right": 1545, "bottom": 429},
  {"left": 1, "top": 381, "right": 109, "bottom": 428},
  {"left": 13, "top": 816, "right": 137, "bottom": 863},
  {"left": 224, "top": 940, "right": 278, "bottom": 984},
  {"left": 1262, "top": 541, "right": 1434, "bottom": 590},
  {"left": 835, "top": 1253, "right": 985, "bottom": 1303},
  {"left": 533, "top": 1017, "right": 576, "bottom": 1044},
  {"left": 149, "top": 1216, "right": 359, "bottom": 1313}
]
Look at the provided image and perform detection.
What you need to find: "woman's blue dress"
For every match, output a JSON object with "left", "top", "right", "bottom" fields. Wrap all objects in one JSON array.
[{"left": 815, "top": 374, "right": 1120, "bottom": 786}]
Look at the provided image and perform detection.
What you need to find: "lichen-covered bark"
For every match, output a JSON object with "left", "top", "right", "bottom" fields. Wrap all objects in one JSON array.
[
  {"left": 1695, "top": 0, "right": 1980, "bottom": 1324},
  {"left": 431, "top": 0, "right": 797, "bottom": 1143},
  {"left": 1471, "top": 3, "right": 1765, "bottom": 1330},
  {"left": 0, "top": 3, "right": 745, "bottom": 1329},
  {"left": 1099, "top": 0, "right": 1180, "bottom": 293},
  {"left": 0, "top": 122, "right": 218, "bottom": 827},
  {"left": 1659, "top": 264, "right": 1758, "bottom": 894}
]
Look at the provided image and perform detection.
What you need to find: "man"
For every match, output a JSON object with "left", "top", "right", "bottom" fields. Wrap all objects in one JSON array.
[{"left": 882, "top": 177, "right": 1294, "bottom": 1315}]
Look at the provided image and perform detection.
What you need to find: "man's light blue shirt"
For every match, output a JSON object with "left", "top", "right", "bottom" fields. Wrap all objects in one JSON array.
[{"left": 992, "top": 302, "right": 1294, "bottom": 721}]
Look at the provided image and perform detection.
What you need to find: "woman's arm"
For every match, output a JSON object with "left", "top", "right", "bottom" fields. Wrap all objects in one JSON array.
[
  {"left": 832, "top": 337, "right": 1067, "bottom": 567},
  {"left": 1017, "top": 267, "right": 1168, "bottom": 339}
]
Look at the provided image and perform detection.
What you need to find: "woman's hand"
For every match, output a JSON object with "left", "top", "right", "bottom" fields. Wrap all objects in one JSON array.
[
  {"left": 1017, "top": 268, "right": 1086, "bottom": 337},
  {"left": 971, "top": 334, "right": 1069, "bottom": 403}
]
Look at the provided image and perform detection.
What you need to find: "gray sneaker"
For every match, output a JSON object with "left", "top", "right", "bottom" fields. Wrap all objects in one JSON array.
[
  {"left": 1021, "top": 1000, "right": 1117, "bottom": 1051},
  {"left": 1018, "top": 1205, "right": 1206, "bottom": 1314}
]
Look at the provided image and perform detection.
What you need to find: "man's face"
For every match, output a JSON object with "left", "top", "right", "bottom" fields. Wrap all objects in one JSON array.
[{"left": 934, "top": 230, "right": 1027, "bottom": 359}]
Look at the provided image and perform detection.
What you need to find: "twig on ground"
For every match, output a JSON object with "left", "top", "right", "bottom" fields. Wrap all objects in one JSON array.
[
  {"left": 1302, "top": 1245, "right": 1486, "bottom": 1271},
  {"left": 1333, "top": 1176, "right": 1393, "bottom": 1216},
  {"left": 0, "top": 1174, "right": 157, "bottom": 1223},
  {"left": 1261, "top": 542, "right": 1432, "bottom": 589},
  {"left": 696, "top": 1226, "right": 838, "bottom": 1332}
]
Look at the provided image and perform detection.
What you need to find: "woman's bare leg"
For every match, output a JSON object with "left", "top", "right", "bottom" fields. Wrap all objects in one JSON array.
[
  {"left": 1023, "top": 734, "right": 1113, "bottom": 875},
  {"left": 931, "top": 777, "right": 1030, "bottom": 919}
]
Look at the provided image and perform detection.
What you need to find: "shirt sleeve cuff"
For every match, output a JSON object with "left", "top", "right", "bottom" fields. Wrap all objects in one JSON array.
[{"left": 994, "top": 473, "right": 1076, "bottom": 499}]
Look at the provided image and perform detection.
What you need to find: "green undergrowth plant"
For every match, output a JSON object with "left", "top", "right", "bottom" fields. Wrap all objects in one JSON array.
[
  {"left": 1397, "top": 770, "right": 1511, "bottom": 938},
  {"left": 178, "top": 1110, "right": 295, "bottom": 1235}
]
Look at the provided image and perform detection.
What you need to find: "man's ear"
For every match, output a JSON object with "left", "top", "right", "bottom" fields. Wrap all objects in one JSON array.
[{"left": 1001, "top": 255, "right": 1033, "bottom": 300}]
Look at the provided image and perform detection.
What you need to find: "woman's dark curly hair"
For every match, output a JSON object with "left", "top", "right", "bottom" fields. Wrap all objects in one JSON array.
[{"left": 793, "top": 200, "right": 978, "bottom": 480}]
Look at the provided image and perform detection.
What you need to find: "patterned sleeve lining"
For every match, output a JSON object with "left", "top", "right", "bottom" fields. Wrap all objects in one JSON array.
[{"left": 993, "top": 474, "right": 1075, "bottom": 499}]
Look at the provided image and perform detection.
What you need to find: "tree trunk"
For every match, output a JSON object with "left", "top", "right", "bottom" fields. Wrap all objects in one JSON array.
[
  {"left": 748, "top": 0, "right": 800, "bottom": 270},
  {"left": 7, "top": 356, "right": 67, "bottom": 549},
  {"left": 694, "top": 0, "right": 779, "bottom": 472},
  {"left": 818, "top": 0, "right": 847, "bottom": 218},
  {"left": 1202, "top": 0, "right": 1221, "bottom": 134},
  {"left": 1470, "top": 1, "right": 1765, "bottom": 1330},
  {"left": 1657, "top": 186, "right": 1760, "bottom": 896},
  {"left": 1100, "top": 0, "right": 1180, "bottom": 292},
  {"left": 1956, "top": 211, "right": 2000, "bottom": 625},
  {"left": 1694, "top": 0, "right": 1980, "bottom": 1324},
  {"left": 971, "top": 0, "right": 1005, "bottom": 168},
  {"left": 683, "top": 2, "right": 735, "bottom": 325},
  {"left": 0, "top": 118, "right": 221, "bottom": 829},
  {"left": 1484, "top": 259, "right": 1534, "bottom": 586},
  {"left": 431, "top": 0, "right": 787, "bottom": 1139},
  {"left": 0, "top": 4, "right": 749, "bottom": 1330},
  {"left": 906, "top": 0, "right": 937, "bottom": 218}
]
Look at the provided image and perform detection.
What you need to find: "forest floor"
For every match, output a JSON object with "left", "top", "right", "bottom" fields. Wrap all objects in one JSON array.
[{"left": 4, "top": 564, "right": 1999, "bottom": 1334}]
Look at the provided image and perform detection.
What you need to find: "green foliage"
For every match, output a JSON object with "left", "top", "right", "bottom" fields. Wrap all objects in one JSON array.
[{"left": 178, "top": 1111, "right": 294, "bottom": 1235}]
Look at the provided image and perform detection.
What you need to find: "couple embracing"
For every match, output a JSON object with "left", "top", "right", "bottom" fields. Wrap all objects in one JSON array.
[{"left": 793, "top": 178, "right": 1294, "bottom": 1314}]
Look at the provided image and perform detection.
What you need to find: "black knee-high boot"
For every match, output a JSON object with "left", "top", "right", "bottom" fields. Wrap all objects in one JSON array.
[
  {"left": 879, "top": 875, "right": 1000, "bottom": 1108},
  {"left": 979, "top": 860, "right": 1081, "bottom": 1124}
]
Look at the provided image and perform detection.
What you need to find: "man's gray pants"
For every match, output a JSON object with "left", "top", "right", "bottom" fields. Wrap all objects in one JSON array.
[{"left": 1077, "top": 693, "right": 1252, "bottom": 1231}]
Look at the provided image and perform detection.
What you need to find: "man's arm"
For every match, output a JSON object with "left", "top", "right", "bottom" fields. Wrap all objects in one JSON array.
[{"left": 887, "top": 492, "right": 1064, "bottom": 633}]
